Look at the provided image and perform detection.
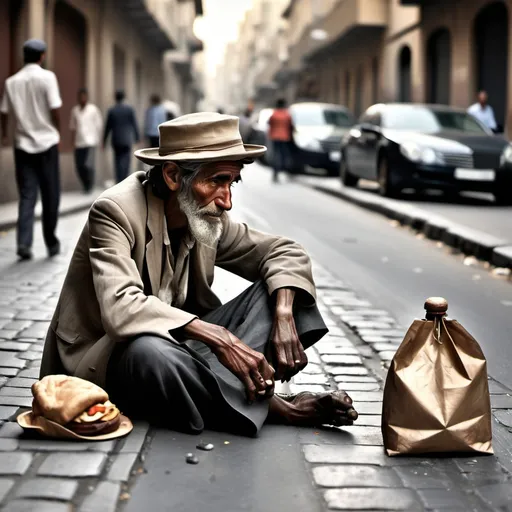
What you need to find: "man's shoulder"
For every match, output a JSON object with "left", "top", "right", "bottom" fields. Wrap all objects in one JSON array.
[{"left": 468, "top": 103, "right": 479, "bottom": 112}]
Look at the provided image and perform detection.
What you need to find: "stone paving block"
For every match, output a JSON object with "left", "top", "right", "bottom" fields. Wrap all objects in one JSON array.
[
  {"left": 15, "top": 351, "right": 41, "bottom": 362},
  {"left": 335, "top": 381, "right": 381, "bottom": 391},
  {"left": 0, "top": 452, "right": 33, "bottom": 475},
  {"left": 0, "top": 478, "right": 14, "bottom": 502},
  {"left": 0, "top": 312, "right": 15, "bottom": 320},
  {"left": 6, "top": 378, "right": 37, "bottom": 388},
  {"left": 17, "top": 369, "right": 39, "bottom": 379},
  {"left": 289, "top": 384, "right": 327, "bottom": 394},
  {"left": 3, "top": 500, "right": 72, "bottom": 512},
  {"left": 491, "top": 394, "right": 512, "bottom": 409},
  {"left": 300, "top": 426, "right": 383, "bottom": 447},
  {"left": 0, "top": 388, "right": 32, "bottom": 397},
  {"left": 0, "top": 331, "right": 18, "bottom": 341},
  {"left": 18, "top": 439, "right": 94, "bottom": 452},
  {"left": 394, "top": 465, "right": 451, "bottom": 489},
  {"left": 107, "top": 452, "right": 138, "bottom": 481},
  {"left": 351, "top": 321, "right": 396, "bottom": 330},
  {"left": 324, "top": 488, "right": 423, "bottom": 510},
  {"left": 0, "top": 368, "right": 20, "bottom": 377},
  {"left": 14, "top": 478, "right": 78, "bottom": 501},
  {"left": 379, "top": 351, "right": 396, "bottom": 362},
  {"left": 87, "top": 440, "right": 117, "bottom": 453},
  {"left": 0, "top": 342, "right": 31, "bottom": 352},
  {"left": 3, "top": 321, "right": 33, "bottom": 333},
  {"left": 372, "top": 343, "right": 401, "bottom": 353},
  {"left": 304, "top": 444, "right": 388, "bottom": 465},
  {"left": 0, "top": 422, "right": 25, "bottom": 438},
  {"left": 120, "top": 422, "right": 150, "bottom": 453},
  {"left": 326, "top": 366, "right": 369, "bottom": 377},
  {"left": 325, "top": 326, "right": 347, "bottom": 337},
  {"left": 0, "top": 353, "right": 26, "bottom": 369},
  {"left": 304, "top": 347, "right": 321, "bottom": 365},
  {"left": 321, "top": 355, "right": 363, "bottom": 366},
  {"left": 316, "top": 346, "right": 359, "bottom": 356},
  {"left": 15, "top": 310, "right": 53, "bottom": 321},
  {"left": 292, "top": 373, "right": 328, "bottom": 385},
  {"left": 79, "top": 481, "right": 121, "bottom": 512},
  {"left": 0, "top": 407, "right": 19, "bottom": 421},
  {"left": 493, "top": 409, "right": 512, "bottom": 427},
  {"left": 333, "top": 375, "right": 379, "bottom": 383},
  {"left": 354, "top": 402, "right": 382, "bottom": 415},
  {"left": 475, "top": 482, "right": 512, "bottom": 509},
  {"left": 302, "top": 363, "right": 324, "bottom": 375},
  {"left": 362, "top": 336, "right": 397, "bottom": 343},
  {"left": 418, "top": 489, "right": 471, "bottom": 509},
  {"left": 488, "top": 380, "right": 511, "bottom": 394},
  {"left": 0, "top": 377, "right": 8, "bottom": 388},
  {"left": 357, "top": 329, "right": 405, "bottom": 338},
  {"left": 0, "top": 438, "right": 18, "bottom": 451},
  {"left": 455, "top": 457, "right": 509, "bottom": 483},
  {"left": 37, "top": 452, "right": 107, "bottom": 477},
  {"left": 343, "top": 391, "right": 383, "bottom": 402},
  {"left": 28, "top": 344, "right": 43, "bottom": 353},
  {"left": 312, "top": 465, "right": 401, "bottom": 488},
  {"left": 0, "top": 396, "right": 32, "bottom": 407}
]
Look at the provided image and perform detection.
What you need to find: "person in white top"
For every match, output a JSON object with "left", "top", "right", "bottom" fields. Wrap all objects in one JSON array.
[
  {"left": 467, "top": 90, "right": 498, "bottom": 132},
  {"left": 0, "top": 39, "right": 62, "bottom": 261},
  {"left": 70, "top": 88, "right": 103, "bottom": 193}
]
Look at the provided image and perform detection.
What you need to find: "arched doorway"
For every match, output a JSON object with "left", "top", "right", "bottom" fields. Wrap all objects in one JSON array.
[
  {"left": 398, "top": 46, "right": 412, "bottom": 103},
  {"left": 427, "top": 28, "right": 451, "bottom": 104},
  {"left": 53, "top": 1, "right": 87, "bottom": 152},
  {"left": 474, "top": 2, "right": 508, "bottom": 129}
]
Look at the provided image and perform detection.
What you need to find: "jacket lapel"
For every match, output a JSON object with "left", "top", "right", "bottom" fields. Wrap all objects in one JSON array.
[{"left": 145, "top": 186, "right": 165, "bottom": 295}]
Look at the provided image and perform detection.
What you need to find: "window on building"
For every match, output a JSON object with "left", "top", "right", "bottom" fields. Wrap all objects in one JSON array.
[{"left": 427, "top": 28, "right": 451, "bottom": 104}]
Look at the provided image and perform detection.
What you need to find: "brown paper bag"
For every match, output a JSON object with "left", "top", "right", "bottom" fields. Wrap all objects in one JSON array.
[{"left": 382, "top": 297, "right": 493, "bottom": 456}]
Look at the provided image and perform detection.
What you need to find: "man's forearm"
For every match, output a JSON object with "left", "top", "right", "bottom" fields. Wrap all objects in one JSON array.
[
  {"left": 181, "top": 318, "right": 231, "bottom": 350},
  {"left": 275, "top": 288, "right": 295, "bottom": 318}
]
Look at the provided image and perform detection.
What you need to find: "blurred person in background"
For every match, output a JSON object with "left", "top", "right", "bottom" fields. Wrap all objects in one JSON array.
[
  {"left": 268, "top": 98, "right": 294, "bottom": 183},
  {"left": 70, "top": 88, "right": 102, "bottom": 193},
  {"left": 103, "top": 90, "right": 140, "bottom": 183},
  {"left": 238, "top": 108, "right": 253, "bottom": 144},
  {"left": 0, "top": 39, "right": 62, "bottom": 260},
  {"left": 144, "top": 94, "right": 167, "bottom": 148},
  {"left": 468, "top": 90, "right": 498, "bottom": 132}
]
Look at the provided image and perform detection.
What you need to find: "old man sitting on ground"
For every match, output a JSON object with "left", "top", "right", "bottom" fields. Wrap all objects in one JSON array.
[{"left": 40, "top": 113, "right": 358, "bottom": 435}]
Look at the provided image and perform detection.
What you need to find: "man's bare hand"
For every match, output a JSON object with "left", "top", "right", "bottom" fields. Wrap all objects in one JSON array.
[
  {"left": 270, "top": 313, "right": 307, "bottom": 382},
  {"left": 182, "top": 319, "right": 275, "bottom": 403}
]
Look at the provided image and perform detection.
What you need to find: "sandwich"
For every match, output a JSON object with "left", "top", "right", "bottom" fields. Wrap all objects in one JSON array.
[{"left": 66, "top": 400, "right": 121, "bottom": 436}]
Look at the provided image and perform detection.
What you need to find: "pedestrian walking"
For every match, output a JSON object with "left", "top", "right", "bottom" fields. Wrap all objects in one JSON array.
[
  {"left": 0, "top": 39, "right": 62, "bottom": 260},
  {"left": 268, "top": 98, "right": 294, "bottom": 182},
  {"left": 144, "top": 94, "right": 167, "bottom": 148},
  {"left": 238, "top": 108, "right": 253, "bottom": 144},
  {"left": 70, "top": 88, "right": 102, "bottom": 193},
  {"left": 103, "top": 90, "right": 140, "bottom": 183},
  {"left": 468, "top": 90, "right": 498, "bottom": 132}
]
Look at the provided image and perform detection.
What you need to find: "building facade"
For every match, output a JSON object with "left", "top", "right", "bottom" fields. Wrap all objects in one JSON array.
[{"left": 0, "top": 0, "right": 203, "bottom": 204}]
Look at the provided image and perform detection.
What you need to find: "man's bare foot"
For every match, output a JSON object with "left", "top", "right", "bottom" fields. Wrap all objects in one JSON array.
[{"left": 266, "top": 390, "right": 358, "bottom": 427}]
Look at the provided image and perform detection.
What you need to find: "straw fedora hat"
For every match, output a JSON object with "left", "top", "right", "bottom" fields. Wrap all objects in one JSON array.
[
  {"left": 134, "top": 112, "right": 266, "bottom": 165},
  {"left": 17, "top": 375, "right": 133, "bottom": 441}
]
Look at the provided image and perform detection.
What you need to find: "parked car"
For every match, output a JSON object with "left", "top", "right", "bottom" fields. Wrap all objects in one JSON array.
[
  {"left": 290, "top": 102, "right": 354, "bottom": 176},
  {"left": 340, "top": 103, "right": 512, "bottom": 204},
  {"left": 247, "top": 108, "right": 274, "bottom": 165}
]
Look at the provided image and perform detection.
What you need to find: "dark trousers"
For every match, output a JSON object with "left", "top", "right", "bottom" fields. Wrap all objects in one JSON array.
[
  {"left": 113, "top": 145, "right": 131, "bottom": 183},
  {"left": 148, "top": 136, "right": 159, "bottom": 148},
  {"left": 106, "top": 281, "right": 328, "bottom": 436},
  {"left": 272, "top": 140, "right": 292, "bottom": 179},
  {"left": 14, "top": 144, "right": 60, "bottom": 250},
  {"left": 74, "top": 147, "right": 95, "bottom": 192}
]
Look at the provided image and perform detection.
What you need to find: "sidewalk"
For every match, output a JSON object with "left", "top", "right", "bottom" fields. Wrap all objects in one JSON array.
[
  {"left": 0, "top": 204, "right": 510, "bottom": 510},
  {"left": 299, "top": 177, "right": 512, "bottom": 271}
]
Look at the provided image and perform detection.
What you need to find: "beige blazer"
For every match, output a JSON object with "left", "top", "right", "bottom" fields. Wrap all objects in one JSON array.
[{"left": 40, "top": 172, "right": 316, "bottom": 388}]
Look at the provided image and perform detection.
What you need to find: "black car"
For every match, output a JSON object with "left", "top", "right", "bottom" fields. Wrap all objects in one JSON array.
[{"left": 340, "top": 103, "right": 512, "bottom": 204}]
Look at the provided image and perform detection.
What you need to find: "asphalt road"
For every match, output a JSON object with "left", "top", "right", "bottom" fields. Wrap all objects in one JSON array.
[{"left": 235, "top": 163, "right": 512, "bottom": 389}]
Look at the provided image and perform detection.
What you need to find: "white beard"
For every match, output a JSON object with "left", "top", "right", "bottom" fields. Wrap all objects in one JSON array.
[{"left": 177, "top": 189, "right": 224, "bottom": 247}]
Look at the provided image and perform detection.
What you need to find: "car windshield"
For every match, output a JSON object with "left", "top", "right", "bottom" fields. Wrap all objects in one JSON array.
[
  {"left": 292, "top": 107, "right": 353, "bottom": 127},
  {"left": 382, "top": 106, "right": 489, "bottom": 134}
]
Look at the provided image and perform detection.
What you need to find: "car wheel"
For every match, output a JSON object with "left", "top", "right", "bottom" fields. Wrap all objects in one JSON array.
[
  {"left": 340, "top": 157, "right": 359, "bottom": 188},
  {"left": 378, "top": 156, "right": 400, "bottom": 198},
  {"left": 493, "top": 186, "right": 512, "bottom": 206}
]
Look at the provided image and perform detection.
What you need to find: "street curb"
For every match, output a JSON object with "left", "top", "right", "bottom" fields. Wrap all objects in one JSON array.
[
  {"left": 307, "top": 182, "right": 512, "bottom": 269},
  {"left": 0, "top": 195, "right": 99, "bottom": 233}
]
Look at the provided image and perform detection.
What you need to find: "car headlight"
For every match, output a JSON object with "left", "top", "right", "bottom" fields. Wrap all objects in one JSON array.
[
  {"left": 294, "top": 135, "right": 322, "bottom": 152},
  {"left": 400, "top": 142, "right": 441, "bottom": 165},
  {"left": 501, "top": 144, "right": 512, "bottom": 165}
]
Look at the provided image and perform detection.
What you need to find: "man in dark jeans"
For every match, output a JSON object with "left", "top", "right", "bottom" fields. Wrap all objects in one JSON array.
[
  {"left": 0, "top": 39, "right": 62, "bottom": 260},
  {"left": 103, "top": 90, "right": 140, "bottom": 183}
]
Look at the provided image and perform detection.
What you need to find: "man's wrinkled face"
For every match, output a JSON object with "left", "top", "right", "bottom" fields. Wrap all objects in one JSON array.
[{"left": 177, "top": 162, "right": 242, "bottom": 246}]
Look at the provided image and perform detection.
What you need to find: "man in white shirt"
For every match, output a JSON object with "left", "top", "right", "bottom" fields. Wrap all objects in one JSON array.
[
  {"left": 467, "top": 90, "right": 498, "bottom": 132},
  {"left": 70, "top": 88, "right": 103, "bottom": 193},
  {"left": 0, "top": 39, "right": 62, "bottom": 260}
]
